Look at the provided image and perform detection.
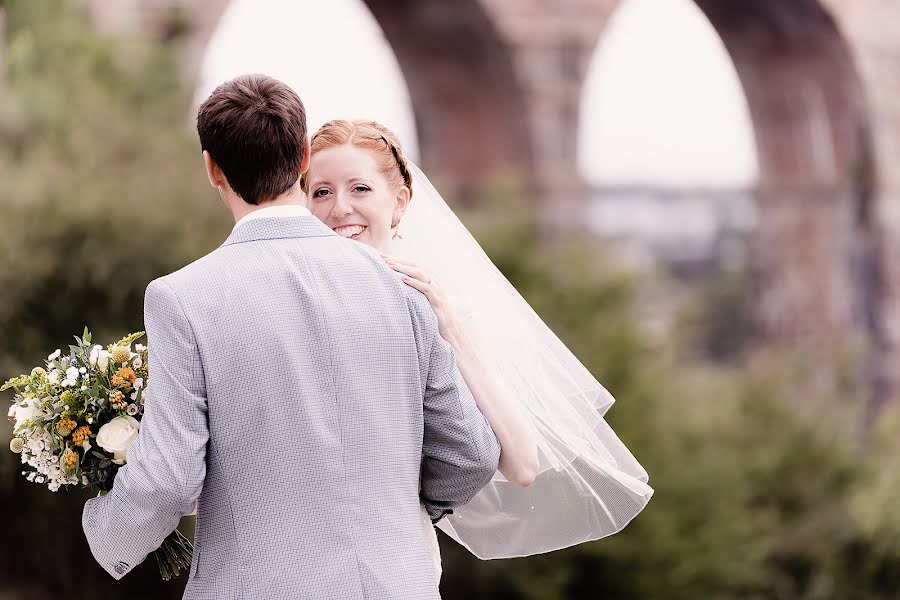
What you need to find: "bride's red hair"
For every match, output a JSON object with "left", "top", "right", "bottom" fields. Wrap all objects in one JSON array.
[{"left": 301, "top": 119, "right": 413, "bottom": 199}]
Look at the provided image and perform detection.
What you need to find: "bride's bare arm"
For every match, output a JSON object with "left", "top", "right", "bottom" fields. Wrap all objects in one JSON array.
[{"left": 383, "top": 254, "right": 540, "bottom": 487}]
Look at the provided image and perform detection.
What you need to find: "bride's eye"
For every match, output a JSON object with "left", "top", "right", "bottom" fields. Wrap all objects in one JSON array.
[
  {"left": 312, "top": 188, "right": 331, "bottom": 199},
  {"left": 352, "top": 185, "right": 371, "bottom": 193}
]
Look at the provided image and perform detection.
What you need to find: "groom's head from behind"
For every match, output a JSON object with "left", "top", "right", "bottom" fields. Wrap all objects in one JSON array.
[{"left": 197, "top": 74, "right": 309, "bottom": 208}]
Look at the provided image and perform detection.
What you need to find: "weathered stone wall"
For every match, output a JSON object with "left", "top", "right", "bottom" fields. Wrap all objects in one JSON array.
[
  {"left": 82, "top": 0, "right": 900, "bottom": 402},
  {"left": 820, "top": 0, "right": 900, "bottom": 408}
]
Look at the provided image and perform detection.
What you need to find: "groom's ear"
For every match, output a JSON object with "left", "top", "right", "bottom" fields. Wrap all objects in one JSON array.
[
  {"left": 203, "top": 150, "right": 226, "bottom": 189},
  {"left": 299, "top": 136, "right": 311, "bottom": 176}
]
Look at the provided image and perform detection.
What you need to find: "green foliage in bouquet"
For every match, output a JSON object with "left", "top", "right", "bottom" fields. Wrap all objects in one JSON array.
[{"left": 4, "top": 327, "right": 192, "bottom": 580}]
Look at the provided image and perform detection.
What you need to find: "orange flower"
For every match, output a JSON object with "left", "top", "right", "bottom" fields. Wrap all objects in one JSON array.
[
  {"left": 72, "top": 425, "right": 92, "bottom": 447},
  {"left": 112, "top": 366, "right": 137, "bottom": 388},
  {"left": 64, "top": 451, "right": 78, "bottom": 469}
]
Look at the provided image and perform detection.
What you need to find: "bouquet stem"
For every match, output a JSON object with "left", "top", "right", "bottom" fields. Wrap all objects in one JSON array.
[{"left": 154, "top": 529, "right": 194, "bottom": 581}]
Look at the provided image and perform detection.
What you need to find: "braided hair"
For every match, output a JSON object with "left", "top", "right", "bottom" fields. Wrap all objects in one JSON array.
[{"left": 301, "top": 119, "right": 413, "bottom": 199}]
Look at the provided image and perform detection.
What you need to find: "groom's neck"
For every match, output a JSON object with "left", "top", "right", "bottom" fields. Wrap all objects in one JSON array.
[{"left": 230, "top": 187, "right": 306, "bottom": 224}]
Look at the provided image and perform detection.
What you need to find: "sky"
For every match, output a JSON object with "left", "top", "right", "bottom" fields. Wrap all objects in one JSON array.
[{"left": 197, "top": 0, "right": 759, "bottom": 188}]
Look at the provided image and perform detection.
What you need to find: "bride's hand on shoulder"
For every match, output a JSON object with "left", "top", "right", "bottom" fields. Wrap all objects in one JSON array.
[{"left": 381, "top": 253, "right": 461, "bottom": 345}]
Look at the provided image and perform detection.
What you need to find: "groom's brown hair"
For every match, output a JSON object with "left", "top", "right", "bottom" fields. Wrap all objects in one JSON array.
[{"left": 197, "top": 74, "right": 307, "bottom": 205}]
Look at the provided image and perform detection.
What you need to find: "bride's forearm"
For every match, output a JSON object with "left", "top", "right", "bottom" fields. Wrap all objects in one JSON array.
[{"left": 445, "top": 329, "right": 540, "bottom": 487}]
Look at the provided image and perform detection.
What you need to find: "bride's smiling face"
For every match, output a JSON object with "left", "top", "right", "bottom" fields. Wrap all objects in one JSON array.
[{"left": 307, "top": 144, "right": 409, "bottom": 252}]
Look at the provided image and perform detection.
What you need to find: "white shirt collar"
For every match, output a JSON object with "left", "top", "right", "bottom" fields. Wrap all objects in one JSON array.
[{"left": 232, "top": 203, "right": 312, "bottom": 232}]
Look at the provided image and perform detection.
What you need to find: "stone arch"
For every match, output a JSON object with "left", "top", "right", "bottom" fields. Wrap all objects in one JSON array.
[
  {"left": 577, "top": 0, "right": 876, "bottom": 346},
  {"left": 691, "top": 0, "right": 877, "bottom": 349},
  {"left": 360, "top": 0, "right": 534, "bottom": 199},
  {"left": 159, "top": 0, "right": 534, "bottom": 200},
  {"left": 88, "top": 0, "right": 900, "bottom": 404}
]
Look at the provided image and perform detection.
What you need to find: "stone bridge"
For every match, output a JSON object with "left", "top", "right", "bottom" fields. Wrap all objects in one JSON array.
[{"left": 85, "top": 0, "right": 900, "bottom": 405}]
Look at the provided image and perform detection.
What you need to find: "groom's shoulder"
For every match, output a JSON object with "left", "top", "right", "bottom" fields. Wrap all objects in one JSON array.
[{"left": 144, "top": 247, "right": 229, "bottom": 296}]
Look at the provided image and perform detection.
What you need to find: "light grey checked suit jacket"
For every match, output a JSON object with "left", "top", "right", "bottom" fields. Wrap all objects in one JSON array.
[{"left": 82, "top": 215, "right": 501, "bottom": 599}]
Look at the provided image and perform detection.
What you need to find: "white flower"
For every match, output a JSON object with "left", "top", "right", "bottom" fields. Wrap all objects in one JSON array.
[
  {"left": 129, "top": 392, "right": 137, "bottom": 400},
  {"left": 97, "top": 350, "right": 110, "bottom": 371},
  {"left": 14, "top": 402, "right": 45, "bottom": 430},
  {"left": 133, "top": 377, "right": 143, "bottom": 390},
  {"left": 126, "top": 404, "right": 139, "bottom": 416},
  {"left": 7, "top": 404, "right": 16, "bottom": 419},
  {"left": 96, "top": 415, "right": 140, "bottom": 465},
  {"left": 87, "top": 417, "right": 93, "bottom": 424},
  {"left": 133, "top": 356, "right": 143, "bottom": 369},
  {"left": 88, "top": 344, "right": 103, "bottom": 367},
  {"left": 79, "top": 367, "right": 87, "bottom": 374},
  {"left": 62, "top": 367, "right": 79, "bottom": 387},
  {"left": 48, "top": 370, "right": 61, "bottom": 384},
  {"left": 135, "top": 344, "right": 146, "bottom": 353},
  {"left": 47, "top": 349, "right": 61, "bottom": 362}
]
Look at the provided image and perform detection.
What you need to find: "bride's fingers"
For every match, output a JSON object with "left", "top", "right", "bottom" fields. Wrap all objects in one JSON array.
[
  {"left": 380, "top": 253, "right": 420, "bottom": 269},
  {"left": 401, "top": 276, "right": 431, "bottom": 298},
  {"left": 386, "top": 260, "right": 431, "bottom": 283},
  {"left": 401, "top": 277, "right": 447, "bottom": 314}
]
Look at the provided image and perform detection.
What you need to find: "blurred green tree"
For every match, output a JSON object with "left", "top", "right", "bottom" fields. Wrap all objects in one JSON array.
[
  {"left": 0, "top": 1, "right": 225, "bottom": 596},
  {"left": 1, "top": 1, "right": 899, "bottom": 599}
]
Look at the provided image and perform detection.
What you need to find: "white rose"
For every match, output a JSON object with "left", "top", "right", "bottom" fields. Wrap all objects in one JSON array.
[
  {"left": 14, "top": 402, "right": 45, "bottom": 430},
  {"left": 47, "top": 349, "right": 61, "bottom": 362},
  {"left": 48, "top": 370, "right": 61, "bottom": 384},
  {"left": 135, "top": 344, "right": 146, "bottom": 353},
  {"left": 62, "top": 367, "right": 79, "bottom": 387},
  {"left": 97, "top": 350, "right": 110, "bottom": 371},
  {"left": 96, "top": 416, "right": 140, "bottom": 465},
  {"left": 88, "top": 345, "right": 103, "bottom": 367}
]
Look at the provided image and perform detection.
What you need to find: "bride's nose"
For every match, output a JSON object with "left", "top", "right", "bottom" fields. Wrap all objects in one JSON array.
[{"left": 330, "top": 193, "right": 352, "bottom": 219}]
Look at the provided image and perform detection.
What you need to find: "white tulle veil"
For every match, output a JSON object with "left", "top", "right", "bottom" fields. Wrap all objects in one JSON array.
[{"left": 395, "top": 163, "right": 653, "bottom": 559}]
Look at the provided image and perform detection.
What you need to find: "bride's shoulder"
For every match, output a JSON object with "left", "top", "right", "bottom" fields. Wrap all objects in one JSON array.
[{"left": 387, "top": 237, "right": 414, "bottom": 258}]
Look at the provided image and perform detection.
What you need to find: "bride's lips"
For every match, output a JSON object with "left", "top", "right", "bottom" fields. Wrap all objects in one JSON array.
[{"left": 333, "top": 224, "right": 367, "bottom": 240}]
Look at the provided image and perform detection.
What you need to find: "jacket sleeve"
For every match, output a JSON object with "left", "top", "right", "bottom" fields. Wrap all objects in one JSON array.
[
  {"left": 406, "top": 288, "right": 501, "bottom": 523},
  {"left": 82, "top": 278, "right": 208, "bottom": 579}
]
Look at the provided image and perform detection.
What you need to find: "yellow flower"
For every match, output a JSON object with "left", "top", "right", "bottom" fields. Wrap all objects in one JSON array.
[
  {"left": 64, "top": 450, "right": 78, "bottom": 469},
  {"left": 9, "top": 438, "right": 24, "bottom": 453},
  {"left": 56, "top": 417, "right": 77, "bottom": 437},
  {"left": 111, "top": 346, "right": 131, "bottom": 365}
]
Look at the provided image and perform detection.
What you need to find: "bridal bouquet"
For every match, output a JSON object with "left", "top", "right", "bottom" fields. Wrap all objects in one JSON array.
[{"left": 2, "top": 328, "right": 192, "bottom": 580}]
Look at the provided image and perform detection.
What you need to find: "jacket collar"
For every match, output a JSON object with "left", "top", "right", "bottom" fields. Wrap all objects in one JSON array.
[{"left": 220, "top": 215, "right": 338, "bottom": 247}]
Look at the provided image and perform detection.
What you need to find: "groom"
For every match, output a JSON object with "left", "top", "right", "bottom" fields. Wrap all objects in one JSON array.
[{"left": 82, "top": 74, "right": 500, "bottom": 599}]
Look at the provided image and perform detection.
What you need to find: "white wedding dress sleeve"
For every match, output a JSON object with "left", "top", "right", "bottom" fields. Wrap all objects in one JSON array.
[{"left": 400, "top": 163, "right": 653, "bottom": 560}]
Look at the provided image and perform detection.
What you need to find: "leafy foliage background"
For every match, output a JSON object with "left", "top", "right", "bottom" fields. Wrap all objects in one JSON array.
[{"left": 1, "top": 2, "right": 898, "bottom": 598}]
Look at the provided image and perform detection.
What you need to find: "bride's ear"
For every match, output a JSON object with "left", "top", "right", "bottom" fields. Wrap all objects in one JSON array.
[{"left": 393, "top": 186, "right": 411, "bottom": 222}]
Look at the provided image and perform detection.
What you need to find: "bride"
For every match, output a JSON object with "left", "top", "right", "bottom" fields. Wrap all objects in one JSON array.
[{"left": 301, "top": 119, "right": 653, "bottom": 581}]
